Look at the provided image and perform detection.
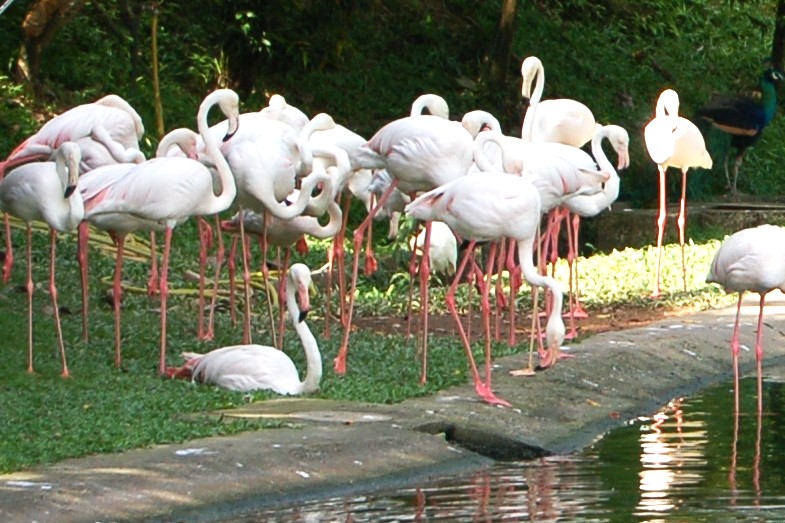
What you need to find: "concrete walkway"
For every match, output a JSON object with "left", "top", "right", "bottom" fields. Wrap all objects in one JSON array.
[{"left": 4, "top": 293, "right": 785, "bottom": 523}]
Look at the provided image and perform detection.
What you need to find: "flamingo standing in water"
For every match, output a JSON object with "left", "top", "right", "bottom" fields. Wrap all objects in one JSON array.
[
  {"left": 82, "top": 88, "right": 240, "bottom": 375},
  {"left": 336, "top": 112, "right": 474, "bottom": 379},
  {"left": 644, "top": 88, "right": 713, "bottom": 298},
  {"left": 706, "top": 224, "right": 785, "bottom": 414},
  {"left": 166, "top": 263, "right": 322, "bottom": 395},
  {"left": 405, "top": 171, "right": 565, "bottom": 407},
  {"left": 0, "top": 141, "right": 83, "bottom": 376}
]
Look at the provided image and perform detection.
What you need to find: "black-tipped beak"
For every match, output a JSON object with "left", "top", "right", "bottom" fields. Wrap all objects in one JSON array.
[
  {"left": 298, "top": 309, "right": 309, "bottom": 323},
  {"left": 64, "top": 184, "right": 77, "bottom": 198},
  {"left": 222, "top": 129, "right": 236, "bottom": 142}
]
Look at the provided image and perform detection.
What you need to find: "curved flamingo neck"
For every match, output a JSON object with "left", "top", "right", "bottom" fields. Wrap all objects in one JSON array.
[
  {"left": 286, "top": 276, "right": 322, "bottom": 393},
  {"left": 197, "top": 90, "right": 238, "bottom": 214},
  {"left": 521, "top": 61, "right": 544, "bottom": 141},
  {"left": 517, "top": 236, "right": 564, "bottom": 349}
]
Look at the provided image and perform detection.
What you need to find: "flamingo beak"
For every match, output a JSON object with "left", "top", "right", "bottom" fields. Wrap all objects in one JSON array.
[
  {"left": 297, "top": 283, "right": 311, "bottom": 323},
  {"left": 223, "top": 115, "right": 239, "bottom": 142}
]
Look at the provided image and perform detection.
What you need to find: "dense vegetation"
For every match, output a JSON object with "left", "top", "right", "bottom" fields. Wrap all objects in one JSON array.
[{"left": 1, "top": 0, "right": 784, "bottom": 206}]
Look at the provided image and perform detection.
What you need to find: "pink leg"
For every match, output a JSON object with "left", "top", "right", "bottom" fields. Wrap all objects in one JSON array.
[
  {"left": 652, "top": 166, "right": 667, "bottom": 298},
  {"left": 570, "top": 213, "right": 588, "bottom": 319},
  {"left": 48, "top": 231, "right": 69, "bottom": 377},
  {"left": 277, "top": 248, "right": 291, "bottom": 348},
  {"left": 336, "top": 180, "right": 399, "bottom": 374},
  {"left": 418, "top": 221, "right": 432, "bottom": 384},
  {"left": 77, "top": 221, "right": 90, "bottom": 342},
  {"left": 324, "top": 235, "right": 336, "bottom": 338},
  {"left": 158, "top": 228, "right": 172, "bottom": 375},
  {"left": 405, "top": 222, "right": 421, "bottom": 338},
  {"left": 678, "top": 168, "right": 688, "bottom": 292},
  {"left": 730, "top": 294, "right": 743, "bottom": 414},
  {"left": 196, "top": 217, "right": 212, "bottom": 340},
  {"left": 3, "top": 212, "right": 13, "bottom": 284},
  {"left": 25, "top": 225, "right": 34, "bottom": 373},
  {"left": 336, "top": 193, "right": 351, "bottom": 329},
  {"left": 563, "top": 212, "right": 578, "bottom": 340},
  {"left": 147, "top": 231, "right": 159, "bottom": 296},
  {"left": 112, "top": 233, "right": 126, "bottom": 368},
  {"left": 446, "top": 240, "right": 511, "bottom": 407},
  {"left": 480, "top": 242, "right": 500, "bottom": 396},
  {"left": 238, "top": 208, "right": 253, "bottom": 345},
  {"left": 753, "top": 294, "right": 766, "bottom": 414},
  {"left": 204, "top": 215, "right": 223, "bottom": 341},
  {"left": 260, "top": 214, "right": 278, "bottom": 349},
  {"left": 227, "top": 235, "right": 238, "bottom": 327}
]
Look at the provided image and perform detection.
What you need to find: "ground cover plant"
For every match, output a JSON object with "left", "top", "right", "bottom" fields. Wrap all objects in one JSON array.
[{"left": 0, "top": 213, "right": 736, "bottom": 473}]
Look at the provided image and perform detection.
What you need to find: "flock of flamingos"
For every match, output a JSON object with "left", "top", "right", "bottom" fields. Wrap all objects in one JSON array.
[{"left": 0, "top": 56, "right": 779, "bottom": 409}]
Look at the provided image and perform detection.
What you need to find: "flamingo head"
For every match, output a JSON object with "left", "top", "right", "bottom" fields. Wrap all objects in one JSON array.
[{"left": 289, "top": 263, "right": 312, "bottom": 323}]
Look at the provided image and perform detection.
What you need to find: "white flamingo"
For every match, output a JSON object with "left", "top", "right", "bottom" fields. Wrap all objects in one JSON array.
[
  {"left": 166, "top": 263, "right": 321, "bottom": 395},
  {"left": 336, "top": 113, "right": 475, "bottom": 378},
  {"left": 644, "top": 88, "right": 713, "bottom": 298},
  {"left": 706, "top": 224, "right": 785, "bottom": 414},
  {"left": 405, "top": 171, "right": 565, "bottom": 407},
  {"left": 0, "top": 141, "right": 83, "bottom": 377},
  {"left": 519, "top": 56, "right": 597, "bottom": 147},
  {"left": 82, "top": 88, "right": 240, "bottom": 375}
]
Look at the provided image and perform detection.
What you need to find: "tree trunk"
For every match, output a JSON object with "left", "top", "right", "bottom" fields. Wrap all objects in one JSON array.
[
  {"left": 151, "top": 2, "right": 164, "bottom": 138},
  {"left": 772, "top": 0, "right": 785, "bottom": 72},
  {"left": 489, "top": 0, "right": 518, "bottom": 85},
  {"left": 13, "top": 0, "right": 85, "bottom": 94}
]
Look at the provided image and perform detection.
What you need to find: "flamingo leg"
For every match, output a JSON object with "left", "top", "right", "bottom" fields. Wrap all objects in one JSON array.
[
  {"left": 564, "top": 211, "right": 578, "bottom": 340},
  {"left": 110, "top": 233, "right": 126, "bottom": 368},
  {"left": 480, "top": 242, "right": 499, "bottom": 395},
  {"left": 678, "top": 168, "right": 688, "bottom": 292},
  {"left": 3, "top": 212, "right": 13, "bottom": 284},
  {"left": 418, "top": 220, "right": 432, "bottom": 384},
  {"left": 277, "top": 247, "right": 291, "bottom": 348},
  {"left": 730, "top": 293, "right": 744, "bottom": 414},
  {"left": 48, "top": 230, "right": 69, "bottom": 377},
  {"left": 203, "top": 214, "right": 223, "bottom": 341},
  {"left": 405, "top": 223, "right": 420, "bottom": 338},
  {"left": 446, "top": 240, "right": 510, "bottom": 407},
  {"left": 570, "top": 213, "right": 588, "bottom": 318},
  {"left": 506, "top": 237, "right": 520, "bottom": 346},
  {"left": 147, "top": 231, "right": 159, "bottom": 296},
  {"left": 196, "top": 217, "right": 211, "bottom": 340},
  {"left": 652, "top": 165, "right": 667, "bottom": 298},
  {"left": 238, "top": 207, "right": 253, "bottom": 344},
  {"left": 77, "top": 221, "right": 90, "bottom": 343},
  {"left": 158, "top": 227, "right": 172, "bottom": 375},
  {"left": 337, "top": 192, "right": 352, "bottom": 328},
  {"left": 227, "top": 235, "right": 238, "bottom": 326},
  {"left": 25, "top": 224, "right": 34, "bottom": 373},
  {"left": 335, "top": 179, "right": 399, "bottom": 374},
  {"left": 260, "top": 212, "right": 278, "bottom": 349},
  {"left": 754, "top": 293, "right": 766, "bottom": 415}
]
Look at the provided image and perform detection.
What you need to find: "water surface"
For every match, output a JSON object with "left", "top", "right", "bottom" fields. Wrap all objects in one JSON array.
[{"left": 225, "top": 377, "right": 785, "bottom": 522}]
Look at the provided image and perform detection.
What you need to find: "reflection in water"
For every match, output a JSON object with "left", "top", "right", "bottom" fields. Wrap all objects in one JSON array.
[{"left": 227, "top": 379, "right": 785, "bottom": 522}]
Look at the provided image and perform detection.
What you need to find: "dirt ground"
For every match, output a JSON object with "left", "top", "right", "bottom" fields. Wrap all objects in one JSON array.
[{"left": 353, "top": 303, "right": 678, "bottom": 341}]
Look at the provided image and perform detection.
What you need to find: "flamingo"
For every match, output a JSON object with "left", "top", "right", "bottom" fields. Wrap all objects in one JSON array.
[
  {"left": 0, "top": 141, "right": 83, "bottom": 377},
  {"left": 410, "top": 93, "right": 450, "bottom": 118},
  {"left": 259, "top": 94, "right": 310, "bottom": 133},
  {"left": 706, "top": 224, "right": 785, "bottom": 414},
  {"left": 1, "top": 94, "right": 145, "bottom": 284},
  {"left": 519, "top": 56, "right": 597, "bottom": 147},
  {"left": 405, "top": 171, "right": 565, "bottom": 407},
  {"left": 560, "top": 125, "right": 630, "bottom": 337},
  {"left": 82, "top": 88, "right": 240, "bottom": 375},
  {"left": 165, "top": 263, "right": 322, "bottom": 395},
  {"left": 644, "top": 88, "right": 713, "bottom": 298},
  {"left": 335, "top": 113, "right": 475, "bottom": 377}
]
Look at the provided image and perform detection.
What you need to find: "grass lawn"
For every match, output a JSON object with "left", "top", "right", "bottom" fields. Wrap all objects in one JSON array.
[{"left": 0, "top": 214, "right": 735, "bottom": 473}]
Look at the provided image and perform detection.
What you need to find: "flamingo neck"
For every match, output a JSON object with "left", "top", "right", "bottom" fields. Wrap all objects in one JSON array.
[
  {"left": 197, "top": 92, "right": 237, "bottom": 214},
  {"left": 517, "top": 236, "right": 565, "bottom": 349},
  {"left": 521, "top": 63, "right": 544, "bottom": 141},
  {"left": 286, "top": 279, "right": 322, "bottom": 393}
]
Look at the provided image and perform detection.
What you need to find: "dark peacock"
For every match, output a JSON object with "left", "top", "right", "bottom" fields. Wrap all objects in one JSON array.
[{"left": 696, "top": 67, "right": 784, "bottom": 195}]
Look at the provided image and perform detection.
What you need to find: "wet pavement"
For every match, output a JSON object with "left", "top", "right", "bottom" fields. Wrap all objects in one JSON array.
[{"left": 4, "top": 292, "right": 785, "bottom": 523}]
